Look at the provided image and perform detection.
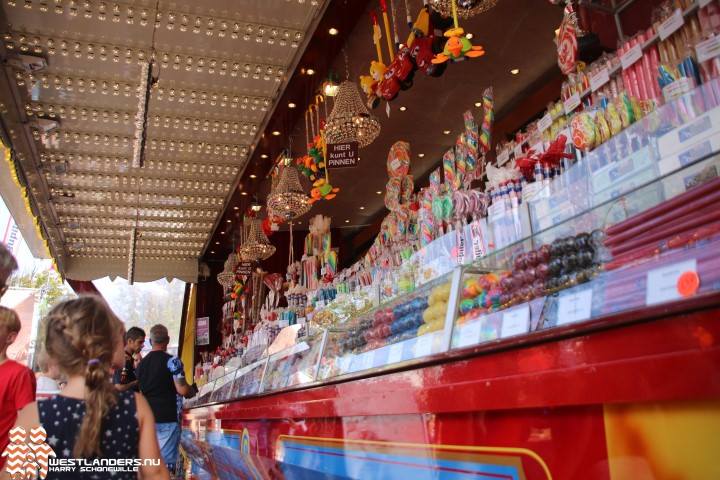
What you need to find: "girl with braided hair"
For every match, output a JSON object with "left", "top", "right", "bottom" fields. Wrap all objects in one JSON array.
[{"left": 4, "top": 296, "right": 169, "bottom": 480}]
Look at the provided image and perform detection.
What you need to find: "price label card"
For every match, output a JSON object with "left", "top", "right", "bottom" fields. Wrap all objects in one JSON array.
[
  {"left": 538, "top": 113, "right": 553, "bottom": 132},
  {"left": 563, "top": 92, "right": 581, "bottom": 115},
  {"left": 456, "top": 228, "right": 466, "bottom": 265},
  {"left": 456, "top": 320, "right": 482, "bottom": 348},
  {"left": 696, "top": 35, "right": 720, "bottom": 63},
  {"left": 646, "top": 259, "right": 698, "bottom": 306},
  {"left": 557, "top": 288, "right": 593, "bottom": 325},
  {"left": 620, "top": 44, "right": 642, "bottom": 70},
  {"left": 497, "top": 149, "right": 510, "bottom": 165},
  {"left": 387, "top": 342, "right": 405, "bottom": 364},
  {"left": 589, "top": 68, "right": 610, "bottom": 92},
  {"left": 501, "top": 305, "right": 530, "bottom": 338},
  {"left": 470, "top": 220, "right": 487, "bottom": 259},
  {"left": 658, "top": 8, "right": 684, "bottom": 41},
  {"left": 414, "top": 333, "right": 435, "bottom": 358}
]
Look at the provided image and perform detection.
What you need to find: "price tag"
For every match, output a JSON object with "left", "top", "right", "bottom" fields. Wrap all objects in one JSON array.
[
  {"left": 488, "top": 201, "right": 506, "bottom": 219},
  {"left": 456, "top": 320, "right": 482, "bottom": 348},
  {"left": 646, "top": 259, "right": 698, "bottom": 306},
  {"left": 696, "top": 35, "right": 720, "bottom": 63},
  {"left": 589, "top": 68, "right": 610, "bottom": 92},
  {"left": 513, "top": 143, "right": 524, "bottom": 158},
  {"left": 387, "top": 342, "right": 404, "bottom": 364},
  {"left": 470, "top": 220, "right": 487, "bottom": 259},
  {"left": 501, "top": 305, "right": 530, "bottom": 338},
  {"left": 497, "top": 149, "right": 510, "bottom": 165},
  {"left": 414, "top": 333, "right": 435, "bottom": 358},
  {"left": 658, "top": 8, "right": 684, "bottom": 41},
  {"left": 563, "top": 92, "right": 581, "bottom": 114},
  {"left": 557, "top": 288, "right": 593, "bottom": 325},
  {"left": 538, "top": 113, "right": 553, "bottom": 132},
  {"left": 620, "top": 44, "right": 642, "bottom": 70},
  {"left": 456, "top": 228, "right": 466, "bottom": 265}
]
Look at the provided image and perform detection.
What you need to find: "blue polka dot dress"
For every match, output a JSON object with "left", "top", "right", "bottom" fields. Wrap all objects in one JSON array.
[{"left": 38, "top": 390, "right": 140, "bottom": 480}]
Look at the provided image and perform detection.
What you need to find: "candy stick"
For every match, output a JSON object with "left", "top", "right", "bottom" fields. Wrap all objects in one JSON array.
[
  {"left": 443, "top": 148, "right": 457, "bottom": 191},
  {"left": 379, "top": 0, "right": 395, "bottom": 61},
  {"left": 370, "top": 10, "right": 384, "bottom": 65},
  {"left": 463, "top": 110, "right": 479, "bottom": 184},
  {"left": 454, "top": 136, "right": 466, "bottom": 190},
  {"left": 480, "top": 87, "right": 494, "bottom": 154}
]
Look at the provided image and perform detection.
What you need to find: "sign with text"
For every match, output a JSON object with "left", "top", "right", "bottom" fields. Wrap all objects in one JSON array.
[
  {"left": 236, "top": 262, "right": 255, "bottom": 275},
  {"left": 196, "top": 316, "right": 210, "bottom": 345},
  {"left": 327, "top": 142, "right": 359, "bottom": 168}
]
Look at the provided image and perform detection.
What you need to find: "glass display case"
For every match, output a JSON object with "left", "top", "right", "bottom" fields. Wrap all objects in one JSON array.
[{"left": 187, "top": 80, "right": 720, "bottom": 409}]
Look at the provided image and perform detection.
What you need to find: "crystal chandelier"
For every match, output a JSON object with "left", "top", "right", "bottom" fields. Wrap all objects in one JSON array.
[
  {"left": 430, "top": 0, "right": 498, "bottom": 19},
  {"left": 216, "top": 253, "right": 237, "bottom": 292},
  {"left": 238, "top": 219, "right": 276, "bottom": 262},
  {"left": 324, "top": 81, "right": 380, "bottom": 148},
  {"left": 267, "top": 165, "right": 311, "bottom": 221}
]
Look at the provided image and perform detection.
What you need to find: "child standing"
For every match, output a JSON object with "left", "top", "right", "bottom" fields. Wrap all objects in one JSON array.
[
  {"left": 0, "top": 307, "right": 36, "bottom": 472},
  {"left": 6, "top": 296, "right": 169, "bottom": 480}
]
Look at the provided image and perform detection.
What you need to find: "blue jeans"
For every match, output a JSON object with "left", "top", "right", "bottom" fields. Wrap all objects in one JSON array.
[{"left": 156, "top": 421, "right": 181, "bottom": 470}]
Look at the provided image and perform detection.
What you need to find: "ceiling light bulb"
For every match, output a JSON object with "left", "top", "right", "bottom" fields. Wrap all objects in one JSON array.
[
  {"left": 210, "top": 250, "right": 215, "bottom": 254},
  {"left": 271, "top": 130, "right": 281, "bottom": 136},
  {"left": 241, "top": 191, "right": 248, "bottom": 195},
  {"left": 260, "top": 154, "right": 268, "bottom": 159},
  {"left": 359, "top": 206, "right": 365, "bottom": 210},
  {"left": 345, "top": 219, "right": 350, "bottom": 223},
  {"left": 233, "top": 206, "right": 239, "bottom": 210},
  {"left": 305, "top": 68, "right": 315, "bottom": 75},
  {"left": 226, "top": 219, "right": 231, "bottom": 223},
  {"left": 215, "top": 241, "right": 220, "bottom": 245},
  {"left": 328, "top": 27, "right": 339, "bottom": 35},
  {"left": 510, "top": 68, "right": 520, "bottom": 75},
  {"left": 376, "top": 190, "right": 382, "bottom": 194},
  {"left": 466, "top": 33, "right": 474, "bottom": 39},
  {"left": 399, "top": 106, "right": 407, "bottom": 112},
  {"left": 288, "top": 102, "right": 296, "bottom": 108},
  {"left": 249, "top": 174, "right": 257, "bottom": 179},
  {"left": 418, "top": 153, "right": 425, "bottom": 158},
  {"left": 443, "top": 130, "right": 451, "bottom": 135},
  {"left": 474, "top": 101, "right": 482, "bottom": 107},
  {"left": 220, "top": 231, "right": 225, "bottom": 234},
  {"left": 323, "top": 81, "right": 339, "bottom": 97}
]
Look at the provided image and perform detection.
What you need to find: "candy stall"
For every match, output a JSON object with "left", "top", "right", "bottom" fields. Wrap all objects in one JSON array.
[{"left": 180, "top": 1, "right": 720, "bottom": 479}]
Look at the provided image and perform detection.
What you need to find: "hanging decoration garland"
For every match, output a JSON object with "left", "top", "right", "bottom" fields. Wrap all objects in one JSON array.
[
  {"left": 432, "top": 0, "right": 485, "bottom": 64},
  {"left": 430, "top": 0, "right": 499, "bottom": 19},
  {"left": 556, "top": 0, "right": 579, "bottom": 75}
]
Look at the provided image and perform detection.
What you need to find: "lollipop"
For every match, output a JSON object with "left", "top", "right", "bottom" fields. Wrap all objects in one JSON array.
[
  {"left": 463, "top": 110, "right": 479, "bottom": 183},
  {"left": 387, "top": 140, "right": 411, "bottom": 177},
  {"left": 385, "top": 177, "right": 402, "bottom": 211},
  {"left": 480, "top": 87, "right": 494, "bottom": 154},
  {"left": 429, "top": 168, "right": 441, "bottom": 193},
  {"left": 570, "top": 112, "right": 597, "bottom": 151}
]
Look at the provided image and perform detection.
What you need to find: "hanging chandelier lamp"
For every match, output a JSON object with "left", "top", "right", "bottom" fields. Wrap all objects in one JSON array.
[
  {"left": 267, "top": 164, "right": 311, "bottom": 222},
  {"left": 324, "top": 81, "right": 381, "bottom": 148},
  {"left": 430, "top": 0, "right": 498, "bottom": 19},
  {"left": 216, "top": 253, "right": 238, "bottom": 291},
  {"left": 238, "top": 219, "right": 276, "bottom": 262}
]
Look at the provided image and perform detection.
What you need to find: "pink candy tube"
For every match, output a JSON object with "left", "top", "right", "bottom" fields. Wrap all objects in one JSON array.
[{"left": 631, "top": 36, "right": 648, "bottom": 100}]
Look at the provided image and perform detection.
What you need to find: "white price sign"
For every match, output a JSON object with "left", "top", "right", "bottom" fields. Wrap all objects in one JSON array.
[
  {"left": 646, "top": 259, "right": 698, "bottom": 306},
  {"left": 538, "top": 113, "right": 553, "bottom": 132},
  {"left": 696, "top": 35, "right": 720, "bottom": 64},
  {"left": 414, "top": 333, "right": 435, "bottom": 358},
  {"left": 620, "top": 44, "right": 642, "bottom": 70},
  {"left": 470, "top": 220, "right": 487, "bottom": 259},
  {"left": 513, "top": 143, "right": 524, "bottom": 158},
  {"left": 658, "top": 9, "right": 684, "bottom": 41},
  {"left": 456, "top": 320, "right": 482, "bottom": 348},
  {"left": 563, "top": 92, "right": 581, "bottom": 115},
  {"left": 456, "top": 228, "right": 466, "bottom": 265},
  {"left": 387, "top": 342, "right": 405, "bottom": 364},
  {"left": 501, "top": 305, "right": 530, "bottom": 338},
  {"left": 589, "top": 68, "right": 610, "bottom": 92},
  {"left": 557, "top": 288, "right": 593, "bottom": 325}
]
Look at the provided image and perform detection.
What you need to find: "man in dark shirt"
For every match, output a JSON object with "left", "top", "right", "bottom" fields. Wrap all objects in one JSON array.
[
  {"left": 137, "top": 324, "right": 196, "bottom": 474},
  {"left": 113, "top": 326, "right": 145, "bottom": 392}
]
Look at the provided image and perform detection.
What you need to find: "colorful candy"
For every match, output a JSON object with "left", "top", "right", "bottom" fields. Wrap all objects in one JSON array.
[{"left": 480, "top": 87, "right": 494, "bottom": 154}]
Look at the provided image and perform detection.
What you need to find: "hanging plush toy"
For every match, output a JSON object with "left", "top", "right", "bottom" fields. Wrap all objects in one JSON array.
[
  {"left": 432, "top": 0, "right": 485, "bottom": 64},
  {"left": 304, "top": 99, "right": 339, "bottom": 204}
]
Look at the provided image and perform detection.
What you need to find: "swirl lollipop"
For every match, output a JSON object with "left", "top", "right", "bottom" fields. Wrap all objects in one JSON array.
[
  {"left": 454, "top": 136, "right": 466, "bottom": 190},
  {"left": 480, "top": 87, "right": 494, "bottom": 154},
  {"left": 463, "top": 110, "right": 479, "bottom": 184},
  {"left": 443, "top": 148, "right": 456, "bottom": 191}
]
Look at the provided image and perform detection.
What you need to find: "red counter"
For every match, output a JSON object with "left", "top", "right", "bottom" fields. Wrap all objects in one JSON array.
[{"left": 181, "top": 301, "right": 720, "bottom": 479}]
